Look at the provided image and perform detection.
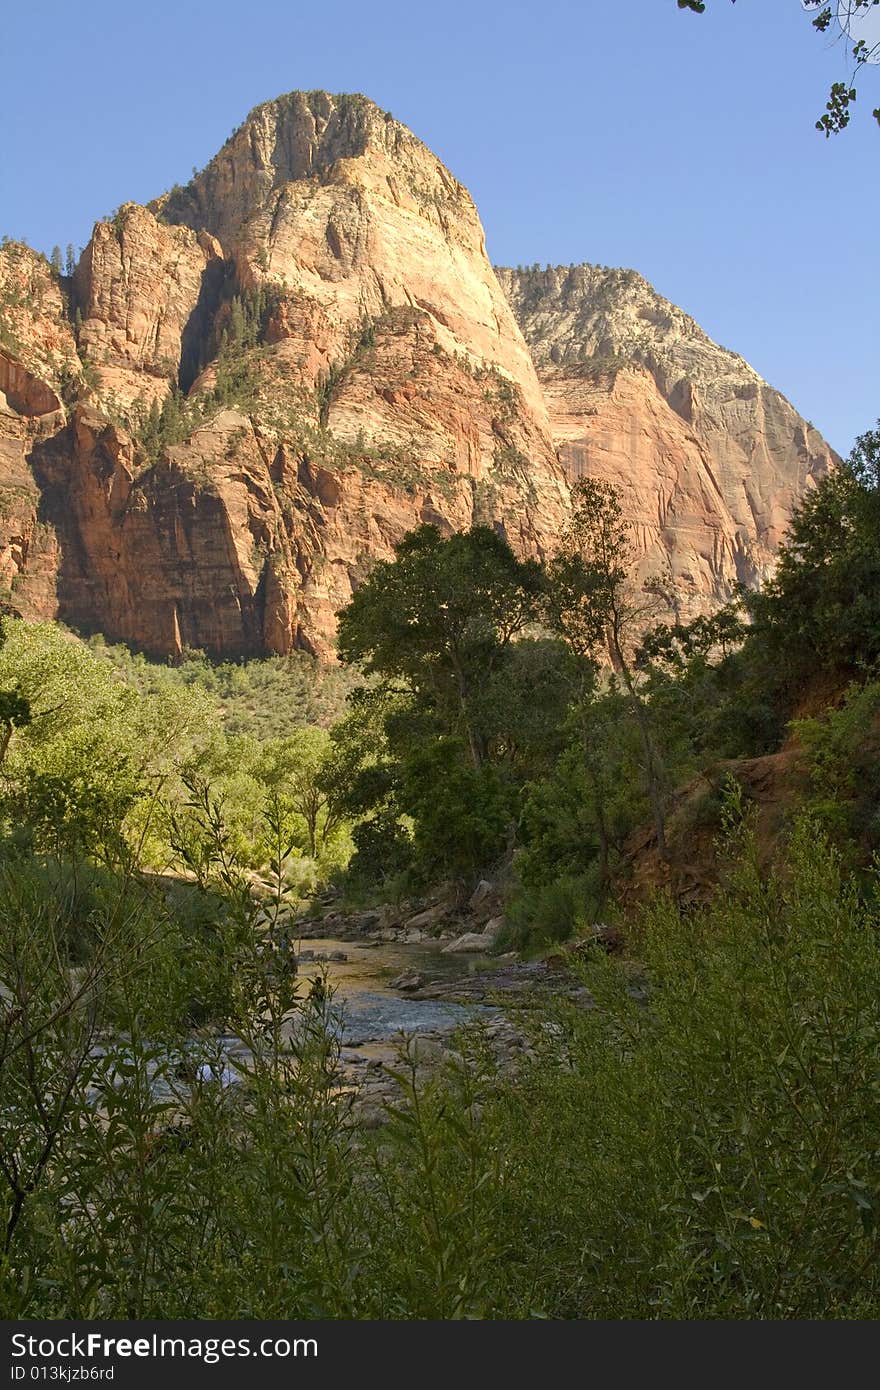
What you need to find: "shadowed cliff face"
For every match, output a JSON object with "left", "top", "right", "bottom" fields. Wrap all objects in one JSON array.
[{"left": 0, "top": 93, "right": 836, "bottom": 658}]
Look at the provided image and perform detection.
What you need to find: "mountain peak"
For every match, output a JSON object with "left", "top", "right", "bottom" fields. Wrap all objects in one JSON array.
[
  {"left": 496, "top": 261, "right": 759, "bottom": 389},
  {"left": 0, "top": 95, "right": 836, "bottom": 660},
  {"left": 151, "top": 89, "right": 464, "bottom": 252}
]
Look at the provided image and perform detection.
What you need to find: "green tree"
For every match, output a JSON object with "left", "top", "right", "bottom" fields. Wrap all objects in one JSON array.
[
  {"left": 746, "top": 422, "right": 880, "bottom": 687},
  {"left": 337, "top": 525, "right": 543, "bottom": 770},
  {"left": 518, "top": 681, "right": 643, "bottom": 897},
  {"left": 0, "top": 619, "right": 214, "bottom": 865},
  {"left": 0, "top": 691, "right": 31, "bottom": 766},
  {"left": 256, "top": 727, "right": 346, "bottom": 859},
  {"left": 544, "top": 479, "right": 671, "bottom": 860}
]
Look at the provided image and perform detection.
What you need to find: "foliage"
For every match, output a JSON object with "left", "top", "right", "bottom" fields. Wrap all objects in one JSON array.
[
  {"left": 746, "top": 427, "right": 880, "bottom": 692},
  {"left": 334, "top": 526, "right": 550, "bottom": 882},
  {"left": 498, "top": 872, "right": 601, "bottom": 953},
  {"left": 4, "top": 407, "right": 880, "bottom": 1317},
  {"left": 678, "top": 0, "right": 880, "bottom": 133},
  {"left": 5, "top": 814, "right": 880, "bottom": 1316},
  {"left": 517, "top": 690, "right": 647, "bottom": 892},
  {"left": 255, "top": 727, "right": 350, "bottom": 861},
  {"left": 396, "top": 737, "right": 513, "bottom": 881},
  {"left": 338, "top": 524, "right": 544, "bottom": 768},
  {"left": 480, "top": 825, "right": 880, "bottom": 1317},
  {"left": 543, "top": 477, "right": 671, "bottom": 859},
  {"left": 793, "top": 678, "right": 880, "bottom": 858},
  {"left": 87, "top": 636, "right": 356, "bottom": 738}
]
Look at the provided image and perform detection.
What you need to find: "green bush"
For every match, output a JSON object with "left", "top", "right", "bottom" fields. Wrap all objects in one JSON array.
[
  {"left": 498, "top": 871, "right": 601, "bottom": 953},
  {"left": 481, "top": 825, "right": 880, "bottom": 1317},
  {"left": 346, "top": 810, "right": 413, "bottom": 887},
  {"left": 5, "top": 795, "right": 880, "bottom": 1317},
  {"left": 793, "top": 679, "right": 880, "bottom": 859}
]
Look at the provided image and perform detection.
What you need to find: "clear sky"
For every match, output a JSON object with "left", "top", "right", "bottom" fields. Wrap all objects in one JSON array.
[{"left": 2, "top": 0, "right": 877, "bottom": 455}]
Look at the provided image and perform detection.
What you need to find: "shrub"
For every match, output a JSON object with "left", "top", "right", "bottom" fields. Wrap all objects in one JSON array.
[
  {"left": 498, "top": 871, "right": 601, "bottom": 953},
  {"left": 482, "top": 824, "right": 880, "bottom": 1317}
]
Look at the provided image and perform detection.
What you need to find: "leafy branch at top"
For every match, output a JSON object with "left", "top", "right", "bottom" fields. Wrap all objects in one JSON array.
[{"left": 678, "top": 0, "right": 880, "bottom": 133}]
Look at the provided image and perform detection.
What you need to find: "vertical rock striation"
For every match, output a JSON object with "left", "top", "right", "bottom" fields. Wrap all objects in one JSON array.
[{"left": 497, "top": 263, "right": 836, "bottom": 618}]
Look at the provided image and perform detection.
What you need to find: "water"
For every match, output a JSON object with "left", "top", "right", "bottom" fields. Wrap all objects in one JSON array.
[
  {"left": 292, "top": 936, "right": 497, "bottom": 1044},
  {"left": 88, "top": 934, "right": 497, "bottom": 1102}
]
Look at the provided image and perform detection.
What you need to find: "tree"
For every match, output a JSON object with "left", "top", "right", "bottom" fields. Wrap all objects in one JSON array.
[
  {"left": 322, "top": 687, "right": 413, "bottom": 884},
  {"left": 255, "top": 728, "right": 346, "bottom": 859},
  {"left": 746, "top": 421, "right": 880, "bottom": 683},
  {"left": 49, "top": 245, "right": 63, "bottom": 276},
  {"left": 337, "top": 525, "right": 544, "bottom": 770},
  {"left": 519, "top": 683, "right": 642, "bottom": 897},
  {"left": 0, "top": 690, "right": 31, "bottom": 765},
  {"left": 678, "top": 0, "right": 880, "bottom": 133},
  {"left": 0, "top": 619, "right": 214, "bottom": 865},
  {"left": 336, "top": 527, "right": 569, "bottom": 882},
  {"left": 544, "top": 479, "right": 671, "bottom": 860},
  {"left": 65, "top": 244, "right": 76, "bottom": 277}
]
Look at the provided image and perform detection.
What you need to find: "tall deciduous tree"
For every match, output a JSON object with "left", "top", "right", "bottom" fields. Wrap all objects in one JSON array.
[
  {"left": 337, "top": 525, "right": 543, "bottom": 769},
  {"left": 747, "top": 421, "right": 880, "bottom": 680},
  {"left": 544, "top": 479, "right": 671, "bottom": 861}
]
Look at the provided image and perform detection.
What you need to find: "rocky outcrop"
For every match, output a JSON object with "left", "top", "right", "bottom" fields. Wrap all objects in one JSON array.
[
  {"left": 0, "top": 242, "right": 79, "bottom": 410},
  {"left": 156, "top": 91, "right": 548, "bottom": 423},
  {"left": 0, "top": 94, "right": 836, "bottom": 657},
  {"left": 498, "top": 263, "right": 837, "bottom": 618},
  {"left": 26, "top": 385, "right": 562, "bottom": 658},
  {"left": 73, "top": 204, "right": 226, "bottom": 410},
  {"left": 0, "top": 243, "right": 77, "bottom": 616},
  {"left": 0, "top": 409, "right": 60, "bottom": 619}
]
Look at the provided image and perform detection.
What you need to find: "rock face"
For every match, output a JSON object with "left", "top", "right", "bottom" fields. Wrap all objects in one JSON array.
[
  {"left": 497, "top": 264, "right": 836, "bottom": 618},
  {"left": 0, "top": 243, "right": 76, "bottom": 621},
  {"left": 73, "top": 204, "right": 226, "bottom": 411},
  {"left": 157, "top": 91, "right": 549, "bottom": 423},
  {"left": 0, "top": 92, "right": 835, "bottom": 656},
  {"left": 0, "top": 242, "right": 78, "bottom": 417}
]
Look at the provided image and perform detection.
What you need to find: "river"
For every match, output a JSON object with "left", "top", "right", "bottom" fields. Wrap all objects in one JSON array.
[{"left": 290, "top": 935, "right": 498, "bottom": 1046}]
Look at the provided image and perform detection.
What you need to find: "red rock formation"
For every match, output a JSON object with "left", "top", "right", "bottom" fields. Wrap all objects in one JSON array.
[
  {"left": 498, "top": 264, "right": 836, "bottom": 619},
  {"left": 0, "top": 94, "right": 837, "bottom": 658}
]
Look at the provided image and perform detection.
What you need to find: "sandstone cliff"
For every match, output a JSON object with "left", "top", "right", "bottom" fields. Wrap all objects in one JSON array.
[
  {"left": 73, "top": 205, "right": 226, "bottom": 413},
  {"left": 497, "top": 263, "right": 836, "bottom": 618},
  {"left": 0, "top": 93, "right": 836, "bottom": 658},
  {"left": 155, "top": 92, "right": 549, "bottom": 422}
]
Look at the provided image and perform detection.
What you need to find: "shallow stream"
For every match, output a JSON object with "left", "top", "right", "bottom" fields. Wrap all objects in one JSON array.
[{"left": 292, "top": 935, "right": 497, "bottom": 1045}]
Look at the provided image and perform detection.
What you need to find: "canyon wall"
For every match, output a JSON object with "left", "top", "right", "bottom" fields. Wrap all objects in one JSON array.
[{"left": 0, "top": 93, "right": 836, "bottom": 657}]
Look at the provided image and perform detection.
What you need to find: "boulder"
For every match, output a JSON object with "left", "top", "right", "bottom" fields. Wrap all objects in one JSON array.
[
  {"left": 389, "top": 970, "right": 425, "bottom": 992},
  {"left": 587, "top": 922, "right": 624, "bottom": 954},
  {"left": 468, "top": 879, "right": 494, "bottom": 912},
  {"left": 441, "top": 931, "right": 496, "bottom": 955},
  {"left": 403, "top": 903, "right": 451, "bottom": 932}
]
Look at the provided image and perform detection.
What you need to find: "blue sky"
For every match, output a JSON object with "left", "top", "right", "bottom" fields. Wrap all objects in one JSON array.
[{"left": 2, "top": 0, "right": 877, "bottom": 454}]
